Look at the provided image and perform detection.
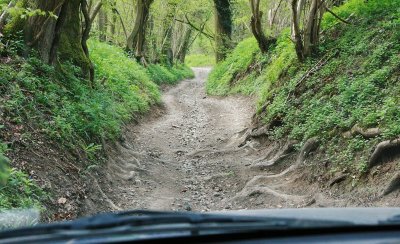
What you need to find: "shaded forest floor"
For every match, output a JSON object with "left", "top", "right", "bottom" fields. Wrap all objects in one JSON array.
[{"left": 81, "top": 68, "right": 400, "bottom": 216}]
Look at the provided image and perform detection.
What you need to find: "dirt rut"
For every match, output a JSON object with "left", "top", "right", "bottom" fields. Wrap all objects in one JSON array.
[{"left": 82, "top": 68, "right": 345, "bottom": 215}]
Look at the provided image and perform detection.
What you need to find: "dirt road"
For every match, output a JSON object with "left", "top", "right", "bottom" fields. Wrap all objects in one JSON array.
[{"left": 83, "top": 68, "right": 344, "bottom": 215}]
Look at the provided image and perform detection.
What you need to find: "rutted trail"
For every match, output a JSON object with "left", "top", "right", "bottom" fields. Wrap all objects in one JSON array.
[{"left": 82, "top": 68, "right": 339, "bottom": 215}]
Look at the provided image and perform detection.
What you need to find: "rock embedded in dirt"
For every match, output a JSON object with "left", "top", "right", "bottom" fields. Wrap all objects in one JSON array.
[{"left": 58, "top": 197, "right": 67, "bottom": 204}]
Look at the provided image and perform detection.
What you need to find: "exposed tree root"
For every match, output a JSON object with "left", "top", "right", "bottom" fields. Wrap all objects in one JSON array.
[
  {"left": 87, "top": 174, "right": 122, "bottom": 211},
  {"left": 251, "top": 140, "right": 296, "bottom": 170},
  {"left": 329, "top": 173, "right": 348, "bottom": 187},
  {"left": 234, "top": 137, "right": 319, "bottom": 204},
  {"left": 114, "top": 148, "right": 176, "bottom": 167},
  {"left": 343, "top": 124, "right": 381, "bottom": 139},
  {"left": 297, "top": 137, "right": 319, "bottom": 162},
  {"left": 254, "top": 143, "right": 279, "bottom": 161},
  {"left": 239, "top": 125, "right": 270, "bottom": 147},
  {"left": 368, "top": 138, "right": 400, "bottom": 169},
  {"left": 108, "top": 163, "right": 136, "bottom": 181},
  {"left": 382, "top": 172, "right": 400, "bottom": 196},
  {"left": 226, "top": 128, "right": 251, "bottom": 147},
  {"left": 232, "top": 186, "right": 311, "bottom": 204},
  {"left": 243, "top": 137, "right": 319, "bottom": 188},
  {"left": 107, "top": 159, "right": 146, "bottom": 181}
]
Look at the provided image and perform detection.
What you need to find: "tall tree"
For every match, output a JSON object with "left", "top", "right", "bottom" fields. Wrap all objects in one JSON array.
[
  {"left": 249, "top": 0, "right": 275, "bottom": 53},
  {"left": 291, "top": 0, "right": 326, "bottom": 61},
  {"left": 24, "top": 0, "right": 91, "bottom": 77},
  {"left": 126, "top": 0, "right": 154, "bottom": 64},
  {"left": 97, "top": 7, "right": 107, "bottom": 41},
  {"left": 213, "top": 0, "right": 232, "bottom": 62},
  {"left": 24, "top": 0, "right": 66, "bottom": 64},
  {"left": 81, "top": 0, "right": 103, "bottom": 83},
  {"left": 174, "top": 26, "right": 192, "bottom": 63}
]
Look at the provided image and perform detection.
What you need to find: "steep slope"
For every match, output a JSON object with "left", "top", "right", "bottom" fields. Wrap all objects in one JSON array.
[
  {"left": 0, "top": 39, "right": 193, "bottom": 221},
  {"left": 207, "top": 0, "right": 400, "bottom": 202}
]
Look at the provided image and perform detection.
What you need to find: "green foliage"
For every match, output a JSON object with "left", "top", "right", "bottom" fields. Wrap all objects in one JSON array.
[
  {"left": 0, "top": 36, "right": 193, "bottom": 212},
  {"left": 262, "top": 0, "right": 400, "bottom": 144},
  {"left": 322, "top": 0, "right": 400, "bottom": 29},
  {"left": 1, "top": 40, "right": 170, "bottom": 151},
  {"left": 256, "top": 30, "right": 297, "bottom": 107},
  {"left": 207, "top": 0, "right": 400, "bottom": 172},
  {"left": 185, "top": 54, "right": 216, "bottom": 67},
  {"left": 206, "top": 37, "right": 260, "bottom": 95},
  {"left": 147, "top": 63, "right": 194, "bottom": 85},
  {"left": 0, "top": 168, "right": 46, "bottom": 210},
  {"left": 0, "top": 152, "right": 9, "bottom": 185}
]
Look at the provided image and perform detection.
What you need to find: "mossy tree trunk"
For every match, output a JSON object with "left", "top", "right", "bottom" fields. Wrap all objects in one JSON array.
[
  {"left": 24, "top": 0, "right": 65, "bottom": 64},
  {"left": 126, "top": 0, "right": 154, "bottom": 65},
  {"left": 58, "top": 0, "right": 91, "bottom": 77},
  {"left": 24, "top": 0, "right": 91, "bottom": 78},
  {"left": 213, "top": 0, "right": 232, "bottom": 62},
  {"left": 249, "top": 0, "right": 276, "bottom": 54}
]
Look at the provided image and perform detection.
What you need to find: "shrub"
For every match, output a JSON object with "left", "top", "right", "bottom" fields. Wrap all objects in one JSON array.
[{"left": 206, "top": 37, "right": 260, "bottom": 95}]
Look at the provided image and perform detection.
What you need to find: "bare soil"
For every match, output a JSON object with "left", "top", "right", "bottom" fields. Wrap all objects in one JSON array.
[{"left": 80, "top": 68, "right": 400, "bottom": 216}]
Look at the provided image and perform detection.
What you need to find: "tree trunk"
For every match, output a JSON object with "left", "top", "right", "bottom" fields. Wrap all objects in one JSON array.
[
  {"left": 291, "top": 0, "right": 326, "bottom": 61},
  {"left": 126, "top": 0, "right": 154, "bottom": 64},
  {"left": 110, "top": 11, "right": 117, "bottom": 38},
  {"left": 249, "top": 0, "right": 275, "bottom": 53},
  {"left": 161, "top": 24, "right": 173, "bottom": 65},
  {"left": 98, "top": 8, "right": 107, "bottom": 41},
  {"left": 81, "top": 0, "right": 102, "bottom": 83},
  {"left": 303, "top": 0, "right": 318, "bottom": 56},
  {"left": 176, "top": 28, "right": 192, "bottom": 63},
  {"left": 24, "top": 0, "right": 66, "bottom": 64},
  {"left": 21, "top": 0, "right": 91, "bottom": 78},
  {"left": 57, "top": 0, "right": 91, "bottom": 77},
  {"left": 291, "top": 0, "right": 305, "bottom": 61},
  {"left": 213, "top": 0, "right": 232, "bottom": 62}
]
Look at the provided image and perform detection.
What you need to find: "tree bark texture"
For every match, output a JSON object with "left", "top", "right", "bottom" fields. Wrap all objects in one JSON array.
[{"left": 213, "top": 0, "right": 232, "bottom": 62}]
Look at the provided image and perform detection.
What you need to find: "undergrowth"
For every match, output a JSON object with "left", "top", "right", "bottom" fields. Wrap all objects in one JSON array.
[
  {"left": 0, "top": 39, "right": 193, "bottom": 210},
  {"left": 0, "top": 168, "right": 47, "bottom": 210},
  {"left": 206, "top": 38, "right": 261, "bottom": 95},
  {"left": 147, "top": 63, "right": 194, "bottom": 85},
  {"left": 185, "top": 54, "right": 216, "bottom": 67},
  {"left": 207, "top": 0, "right": 400, "bottom": 172}
]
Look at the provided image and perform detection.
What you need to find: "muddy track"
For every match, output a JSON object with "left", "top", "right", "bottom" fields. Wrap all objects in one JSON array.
[{"left": 82, "top": 68, "right": 400, "bottom": 216}]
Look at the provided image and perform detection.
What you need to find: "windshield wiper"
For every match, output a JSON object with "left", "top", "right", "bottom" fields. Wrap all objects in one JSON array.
[{"left": 0, "top": 210, "right": 354, "bottom": 243}]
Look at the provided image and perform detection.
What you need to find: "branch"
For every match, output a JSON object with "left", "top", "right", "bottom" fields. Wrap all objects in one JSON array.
[
  {"left": 175, "top": 15, "right": 214, "bottom": 40},
  {"left": 324, "top": 5, "right": 352, "bottom": 25},
  {"left": 81, "top": 0, "right": 91, "bottom": 45},
  {"left": 89, "top": 1, "right": 103, "bottom": 22},
  {"left": 270, "top": 0, "right": 284, "bottom": 26},
  {"left": 112, "top": 7, "right": 128, "bottom": 40}
]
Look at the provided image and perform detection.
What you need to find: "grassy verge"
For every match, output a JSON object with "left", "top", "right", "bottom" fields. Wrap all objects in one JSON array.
[
  {"left": 147, "top": 63, "right": 194, "bottom": 85},
  {"left": 0, "top": 39, "right": 193, "bottom": 211},
  {"left": 186, "top": 54, "right": 216, "bottom": 67},
  {"left": 207, "top": 0, "right": 400, "bottom": 172}
]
